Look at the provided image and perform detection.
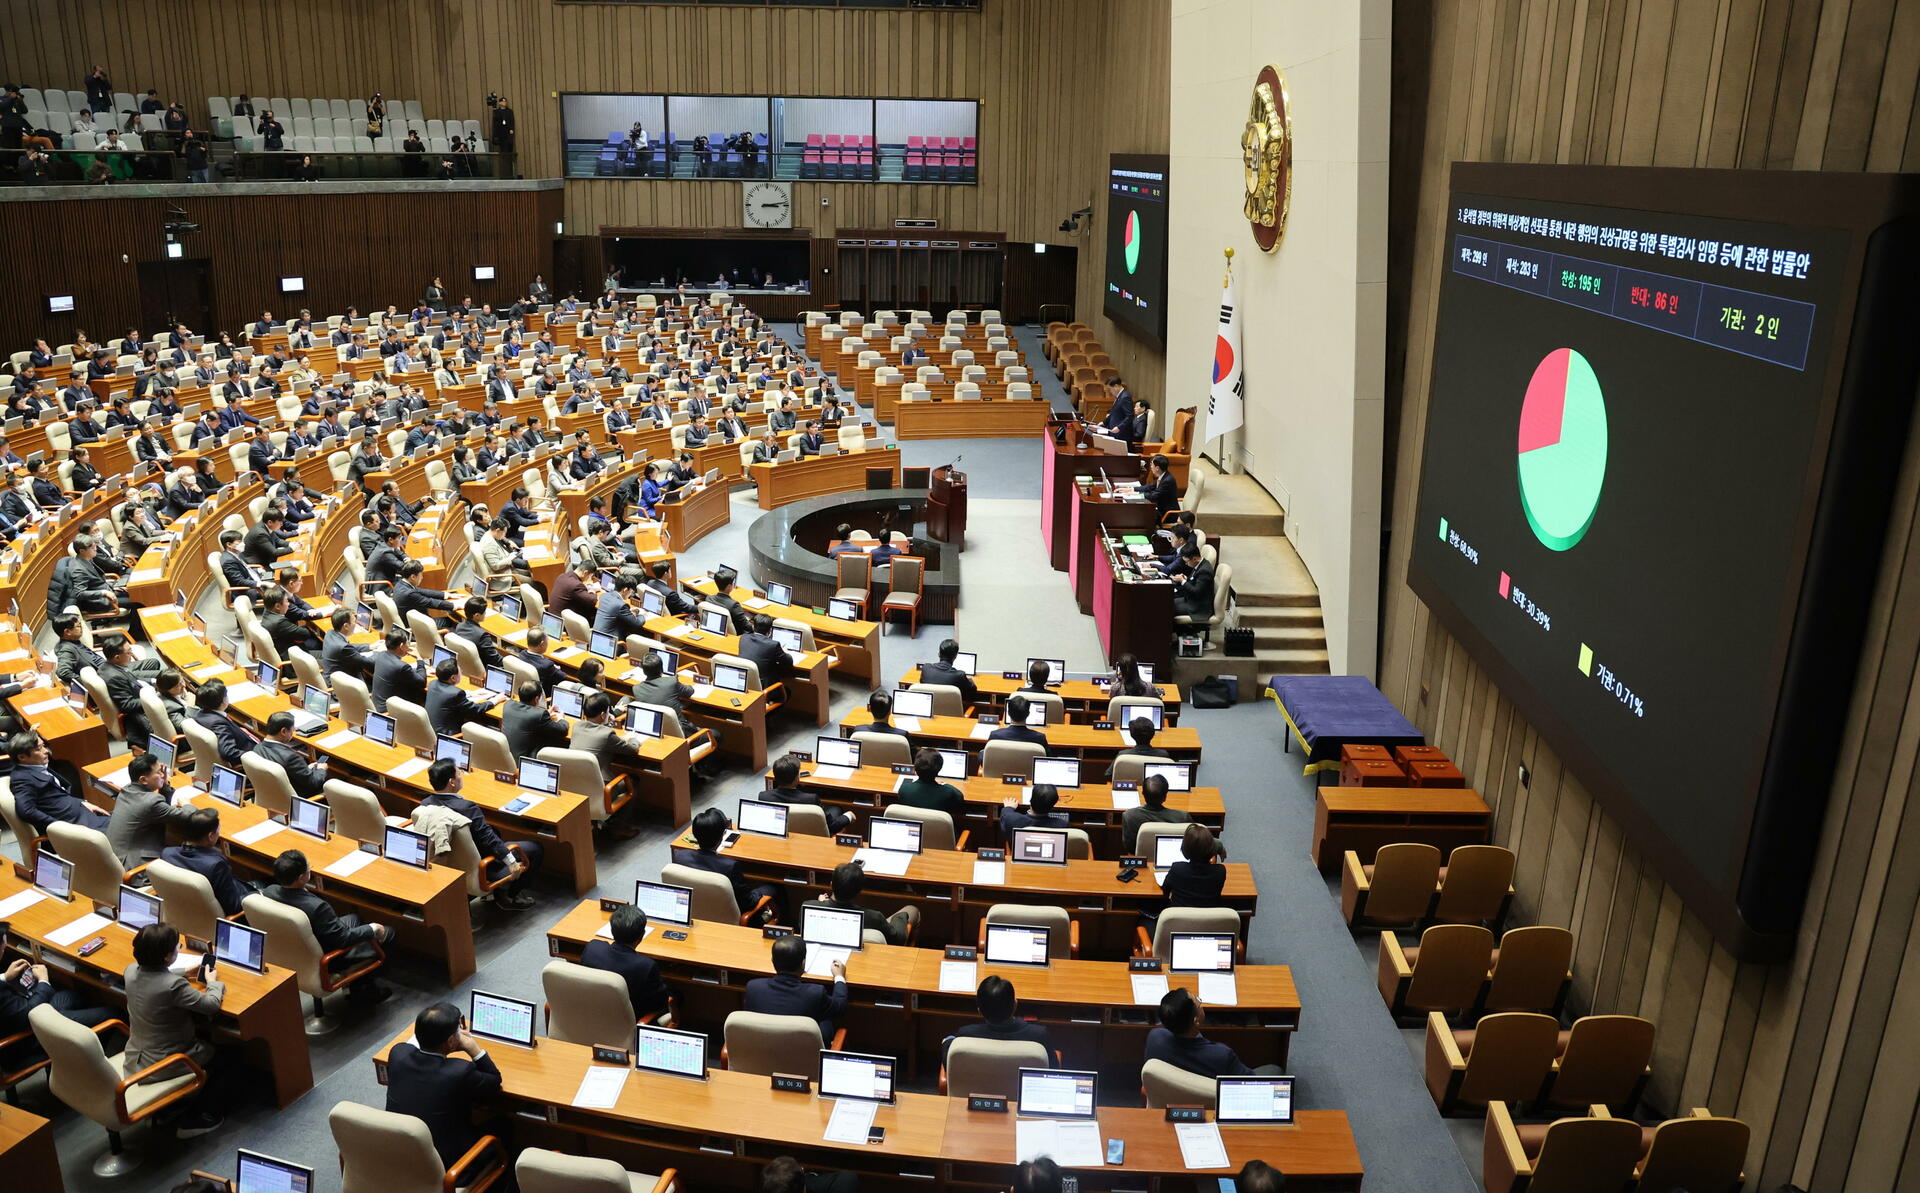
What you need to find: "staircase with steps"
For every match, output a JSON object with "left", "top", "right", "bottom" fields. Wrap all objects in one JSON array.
[{"left": 1169, "top": 463, "right": 1331, "bottom": 698}]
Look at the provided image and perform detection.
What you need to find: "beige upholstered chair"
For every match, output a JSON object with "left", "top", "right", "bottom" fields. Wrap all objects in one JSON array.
[
  {"left": 243, "top": 892, "right": 385, "bottom": 1035},
  {"left": 330, "top": 1100, "right": 505, "bottom": 1193},
  {"left": 942, "top": 1038, "right": 1047, "bottom": 1098},
  {"left": 1141, "top": 1058, "right": 1215, "bottom": 1109},
  {"left": 722, "top": 1010, "right": 839, "bottom": 1075},
  {"left": 542, "top": 959, "right": 639, "bottom": 1048},
  {"left": 979, "top": 903, "right": 1077, "bottom": 959},
  {"left": 516, "top": 1149, "right": 678, "bottom": 1193}
]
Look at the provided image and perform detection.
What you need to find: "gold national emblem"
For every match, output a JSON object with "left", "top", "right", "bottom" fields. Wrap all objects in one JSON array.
[{"left": 1242, "top": 65, "right": 1292, "bottom": 252}]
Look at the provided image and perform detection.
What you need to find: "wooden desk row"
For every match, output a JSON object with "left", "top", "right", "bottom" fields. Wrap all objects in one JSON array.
[
  {"left": 1310, "top": 787, "right": 1494, "bottom": 873},
  {"left": 838, "top": 710, "right": 1202, "bottom": 769},
  {"left": 679, "top": 830, "right": 1255, "bottom": 959},
  {"left": 751, "top": 449, "right": 902, "bottom": 510},
  {"left": 0, "top": 869, "right": 313, "bottom": 1107},
  {"left": 545, "top": 903, "right": 1298, "bottom": 1084},
  {"left": 891, "top": 399, "right": 1053, "bottom": 441},
  {"left": 896, "top": 668, "right": 1184, "bottom": 724},
  {"left": 370, "top": 1028, "right": 1362, "bottom": 1191},
  {"left": 682, "top": 578, "right": 883, "bottom": 688}
]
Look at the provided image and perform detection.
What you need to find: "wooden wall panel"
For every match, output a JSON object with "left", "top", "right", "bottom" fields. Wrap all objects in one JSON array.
[
  {"left": 1384, "top": 2, "right": 1920, "bottom": 1188},
  {"left": 0, "top": 0, "right": 1168, "bottom": 403},
  {"left": 0, "top": 187, "right": 560, "bottom": 351}
]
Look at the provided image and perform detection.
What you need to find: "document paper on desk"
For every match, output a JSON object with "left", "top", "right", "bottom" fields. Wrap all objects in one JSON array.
[
  {"left": 971, "top": 860, "right": 1006, "bottom": 885},
  {"left": 315, "top": 730, "right": 361, "bottom": 750},
  {"left": 47, "top": 912, "right": 111, "bottom": 947},
  {"left": 891, "top": 715, "right": 922, "bottom": 732},
  {"left": 390, "top": 757, "right": 433, "bottom": 780},
  {"left": 851, "top": 848, "right": 911, "bottom": 877},
  {"left": 805, "top": 944, "right": 851, "bottom": 978},
  {"left": 0, "top": 890, "right": 46, "bottom": 917},
  {"left": 1130, "top": 972, "right": 1170, "bottom": 1004},
  {"left": 1174, "top": 1121, "right": 1230, "bottom": 1170},
  {"left": 231, "top": 820, "right": 285, "bottom": 846},
  {"left": 1015, "top": 1120, "right": 1104, "bottom": 1167},
  {"left": 572, "top": 1065, "right": 628, "bottom": 1110},
  {"left": 1198, "top": 971, "right": 1238, "bottom": 1006},
  {"left": 323, "top": 850, "right": 379, "bottom": 878},
  {"left": 822, "top": 1097, "right": 878, "bottom": 1144},
  {"left": 1110, "top": 790, "right": 1141, "bottom": 810},
  {"left": 810, "top": 764, "right": 855, "bottom": 781},
  {"left": 222, "top": 681, "right": 269, "bottom": 703},
  {"left": 939, "top": 960, "right": 978, "bottom": 992}
]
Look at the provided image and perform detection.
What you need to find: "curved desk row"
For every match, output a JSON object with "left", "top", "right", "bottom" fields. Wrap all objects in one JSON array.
[{"left": 838, "top": 710, "right": 1202, "bottom": 771}]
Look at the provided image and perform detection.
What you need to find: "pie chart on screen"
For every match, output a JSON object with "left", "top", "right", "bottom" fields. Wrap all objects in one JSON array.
[
  {"left": 1516, "top": 347, "right": 1608, "bottom": 551},
  {"left": 1123, "top": 210, "right": 1141, "bottom": 274}
]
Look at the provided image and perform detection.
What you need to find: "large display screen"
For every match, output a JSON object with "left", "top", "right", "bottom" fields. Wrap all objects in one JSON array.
[
  {"left": 1103, "top": 154, "right": 1169, "bottom": 346},
  {"left": 1408, "top": 165, "right": 1920, "bottom": 959}
]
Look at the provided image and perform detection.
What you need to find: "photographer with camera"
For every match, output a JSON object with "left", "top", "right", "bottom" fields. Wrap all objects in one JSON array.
[{"left": 488, "top": 92, "right": 514, "bottom": 153}]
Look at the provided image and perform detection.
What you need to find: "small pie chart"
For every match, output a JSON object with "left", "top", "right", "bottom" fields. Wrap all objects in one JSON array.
[
  {"left": 1516, "top": 347, "right": 1608, "bottom": 552},
  {"left": 1123, "top": 210, "right": 1141, "bottom": 274}
]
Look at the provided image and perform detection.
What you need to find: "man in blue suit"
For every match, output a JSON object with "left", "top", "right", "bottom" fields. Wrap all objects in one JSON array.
[
  {"left": 743, "top": 934, "right": 846, "bottom": 1042},
  {"left": 8, "top": 733, "right": 107, "bottom": 834},
  {"left": 580, "top": 905, "right": 671, "bottom": 1021},
  {"left": 190, "top": 681, "right": 260, "bottom": 767},
  {"left": 986, "top": 695, "right": 1050, "bottom": 751},
  {"left": 161, "top": 808, "right": 255, "bottom": 915}
]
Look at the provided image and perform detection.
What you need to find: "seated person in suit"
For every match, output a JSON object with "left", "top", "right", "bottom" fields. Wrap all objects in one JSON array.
[
  {"left": 260, "top": 849, "right": 391, "bottom": 1002},
  {"left": 1110, "top": 651, "right": 1158, "bottom": 698},
  {"left": 803, "top": 860, "right": 917, "bottom": 946},
  {"left": 257, "top": 711, "right": 328, "bottom": 798},
  {"left": 1018, "top": 658, "right": 1055, "bottom": 695},
  {"left": 419, "top": 759, "right": 543, "bottom": 909},
  {"left": 514, "top": 628, "right": 568, "bottom": 694},
  {"left": 0, "top": 955, "right": 111, "bottom": 1071},
  {"left": 919, "top": 638, "right": 977, "bottom": 708},
  {"left": 707, "top": 566, "right": 753, "bottom": 633},
  {"left": 999, "top": 782, "right": 1068, "bottom": 833},
  {"left": 161, "top": 808, "right": 255, "bottom": 916},
  {"left": 394, "top": 561, "right": 458, "bottom": 621},
  {"left": 860, "top": 690, "right": 910, "bottom": 738},
  {"left": 9, "top": 731, "right": 109, "bottom": 834},
  {"left": 765, "top": 753, "right": 851, "bottom": 834},
  {"left": 124, "top": 922, "right": 228, "bottom": 1136},
  {"left": 629, "top": 649, "right": 697, "bottom": 740},
  {"left": 646, "top": 560, "right": 695, "bottom": 616},
  {"left": 1121, "top": 717, "right": 1171, "bottom": 762},
  {"left": 1144, "top": 986, "right": 1281, "bottom": 1078},
  {"left": 1143, "top": 454, "right": 1179, "bottom": 517},
  {"left": 261, "top": 585, "right": 322, "bottom": 656},
  {"left": 594, "top": 574, "right": 649, "bottom": 639},
  {"left": 426, "top": 656, "right": 496, "bottom": 738},
  {"left": 370, "top": 627, "right": 428, "bottom": 711},
  {"left": 794, "top": 419, "right": 826, "bottom": 457},
  {"left": 1154, "top": 823, "right": 1227, "bottom": 921},
  {"left": 191, "top": 680, "right": 260, "bottom": 767},
  {"left": 322, "top": 607, "right": 375, "bottom": 680},
  {"left": 672, "top": 807, "right": 785, "bottom": 924},
  {"left": 550, "top": 560, "right": 598, "bottom": 623},
  {"left": 383, "top": 1001, "right": 505, "bottom": 1172},
  {"left": 1121, "top": 774, "right": 1189, "bottom": 851},
  {"left": 106, "top": 751, "right": 195, "bottom": 868},
  {"left": 742, "top": 934, "right": 847, "bottom": 1042},
  {"left": 987, "top": 695, "right": 1049, "bottom": 750},
  {"left": 581, "top": 904, "right": 671, "bottom": 1022},
  {"left": 451, "top": 596, "right": 507, "bottom": 670},
  {"left": 1172, "top": 543, "right": 1215, "bottom": 620},
  {"left": 737, "top": 613, "right": 793, "bottom": 685},
  {"left": 502, "top": 680, "right": 570, "bottom": 760},
  {"left": 893, "top": 747, "right": 966, "bottom": 824},
  {"left": 945, "top": 974, "right": 1053, "bottom": 1063}
]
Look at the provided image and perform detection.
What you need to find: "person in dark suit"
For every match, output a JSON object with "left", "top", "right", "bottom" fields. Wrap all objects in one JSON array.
[
  {"left": 161, "top": 809, "right": 254, "bottom": 915},
  {"left": 1172, "top": 543, "right": 1215, "bottom": 619},
  {"left": 500, "top": 487, "right": 541, "bottom": 544},
  {"left": 1121, "top": 717, "right": 1172, "bottom": 763},
  {"left": 1143, "top": 454, "right": 1179, "bottom": 517},
  {"left": 369, "top": 628, "right": 427, "bottom": 712},
  {"left": 502, "top": 681, "right": 570, "bottom": 760},
  {"left": 514, "top": 628, "right": 567, "bottom": 694},
  {"left": 988, "top": 695, "right": 1049, "bottom": 751},
  {"left": 321, "top": 608, "right": 374, "bottom": 681},
  {"left": 9, "top": 732, "right": 109, "bottom": 834},
  {"left": 1099, "top": 379, "right": 1134, "bottom": 436},
  {"left": 705, "top": 567, "right": 754, "bottom": 633},
  {"left": 419, "top": 760, "right": 541, "bottom": 907},
  {"left": 593, "top": 574, "right": 648, "bottom": 639},
  {"left": 192, "top": 680, "right": 260, "bottom": 767},
  {"left": 581, "top": 905, "right": 670, "bottom": 1021},
  {"left": 257, "top": 711, "right": 328, "bottom": 798},
  {"left": 764, "top": 754, "right": 850, "bottom": 834},
  {"left": 216, "top": 529, "right": 265, "bottom": 605},
  {"left": 803, "top": 861, "right": 917, "bottom": 945},
  {"left": 795, "top": 420, "right": 825, "bottom": 457},
  {"left": 383, "top": 1002, "right": 505, "bottom": 1169},
  {"left": 645, "top": 560, "right": 694, "bottom": 616},
  {"left": 892, "top": 747, "right": 966, "bottom": 824},
  {"left": 742, "top": 934, "right": 846, "bottom": 1041},
  {"left": 1127, "top": 400, "right": 1151, "bottom": 445},
  {"left": 261, "top": 586, "right": 322, "bottom": 656},
  {"left": 919, "top": 639, "right": 977, "bottom": 708},
  {"left": 0, "top": 955, "right": 111, "bottom": 1070},
  {"left": 96, "top": 634, "right": 155, "bottom": 746},
  {"left": 425, "top": 657, "right": 496, "bottom": 738},
  {"left": 364, "top": 526, "right": 409, "bottom": 589},
  {"left": 1144, "top": 987, "right": 1280, "bottom": 1078},
  {"left": 261, "top": 849, "right": 391, "bottom": 1001},
  {"left": 394, "top": 561, "right": 457, "bottom": 620},
  {"left": 1156, "top": 824, "right": 1228, "bottom": 918},
  {"left": 999, "top": 783, "right": 1069, "bottom": 834},
  {"left": 945, "top": 975, "right": 1054, "bottom": 1062},
  {"left": 673, "top": 807, "right": 784, "bottom": 923},
  {"left": 737, "top": 613, "right": 793, "bottom": 685},
  {"left": 450, "top": 596, "right": 507, "bottom": 670}
]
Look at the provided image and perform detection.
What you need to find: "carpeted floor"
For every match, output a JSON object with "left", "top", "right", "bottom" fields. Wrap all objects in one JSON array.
[{"left": 25, "top": 324, "right": 1475, "bottom": 1193}]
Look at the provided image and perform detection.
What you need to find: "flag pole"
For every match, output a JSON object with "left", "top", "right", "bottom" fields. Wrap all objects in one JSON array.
[{"left": 1209, "top": 248, "right": 1235, "bottom": 472}]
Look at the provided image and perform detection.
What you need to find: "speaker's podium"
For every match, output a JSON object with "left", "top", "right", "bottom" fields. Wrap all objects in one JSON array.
[{"left": 928, "top": 465, "right": 968, "bottom": 550}]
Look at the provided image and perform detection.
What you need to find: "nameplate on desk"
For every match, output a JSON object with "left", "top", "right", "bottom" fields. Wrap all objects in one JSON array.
[
  {"left": 977, "top": 848, "right": 1006, "bottom": 862},
  {"left": 1165, "top": 1106, "right": 1209, "bottom": 1123},
  {"left": 771, "top": 1073, "right": 811, "bottom": 1094},
  {"left": 1001, "top": 774, "right": 1028, "bottom": 786},
  {"left": 1118, "top": 855, "right": 1147, "bottom": 869},
  {"left": 835, "top": 833, "right": 863, "bottom": 848},
  {"left": 1112, "top": 780, "right": 1139, "bottom": 791},
  {"left": 1001, "top": 670, "right": 1021, "bottom": 680},
  {"left": 945, "top": 945, "right": 977, "bottom": 961},
  {"left": 967, "top": 1095, "right": 1008, "bottom": 1114},
  {"left": 592, "top": 1046, "right": 631, "bottom": 1066},
  {"left": 977, "top": 714, "right": 1001, "bottom": 726},
  {"left": 599, "top": 898, "right": 628, "bottom": 913},
  {"left": 790, "top": 751, "right": 812, "bottom": 762},
  {"left": 762, "top": 924, "right": 793, "bottom": 939},
  {"left": 373, "top": 1058, "right": 390, "bottom": 1085},
  {"left": 890, "top": 764, "right": 913, "bottom": 775},
  {"left": 1129, "top": 956, "right": 1163, "bottom": 972},
  {"left": 1092, "top": 721, "right": 1116, "bottom": 731}
]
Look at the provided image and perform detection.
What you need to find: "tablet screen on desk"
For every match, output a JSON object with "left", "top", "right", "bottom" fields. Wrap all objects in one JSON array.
[
  {"left": 713, "top": 663, "right": 749, "bottom": 693},
  {"left": 469, "top": 990, "right": 536, "bottom": 1048},
  {"left": 254, "top": 661, "right": 279, "bottom": 689},
  {"left": 935, "top": 748, "right": 967, "bottom": 780},
  {"left": 952, "top": 651, "right": 977, "bottom": 676},
  {"left": 771, "top": 625, "right": 804, "bottom": 653},
  {"left": 542, "top": 613, "right": 566, "bottom": 640},
  {"left": 1169, "top": 932, "right": 1237, "bottom": 973},
  {"left": 1009, "top": 828, "right": 1069, "bottom": 866},
  {"left": 1030, "top": 757, "right": 1080, "bottom": 789},
  {"left": 209, "top": 764, "right": 247, "bottom": 805},
  {"left": 302, "top": 685, "right": 331, "bottom": 721},
  {"left": 890, "top": 689, "right": 934, "bottom": 719},
  {"left": 634, "top": 1024, "right": 707, "bottom": 1079},
  {"left": 1216, "top": 1076, "right": 1294, "bottom": 1124},
  {"left": 589, "top": 631, "right": 620, "bottom": 660},
  {"left": 518, "top": 757, "right": 560, "bottom": 796},
  {"left": 1121, "top": 704, "right": 1164, "bottom": 731},
  {"left": 625, "top": 705, "right": 663, "bottom": 738},
  {"left": 765, "top": 582, "right": 793, "bottom": 606},
  {"left": 383, "top": 826, "right": 431, "bottom": 869},
  {"left": 1017, "top": 1068, "right": 1097, "bottom": 1118},
  {"left": 633, "top": 880, "right": 692, "bottom": 925},
  {"left": 700, "top": 608, "right": 730, "bottom": 636},
  {"left": 435, "top": 734, "right": 471, "bottom": 772},
  {"left": 867, "top": 817, "right": 922, "bottom": 855},
  {"left": 737, "top": 798, "right": 788, "bottom": 838},
  {"left": 1152, "top": 834, "right": 1186, "bottom": 872},
  {"left": 148, "top": 734, "right": 174, "bottom": 771},
  {"left": 828, "top": 598, "right": 859, "bottom": 621},
  {"left": 484, "top": 667, "right": 513, "bottom": 696},
  {"left": 802, "top": 904, "right": 865, "bottom": 950},
  {"left": 32, "top": 853, "right": 72, "bottom": 901},
  {"left": 288, "top": 795, "right": 329, "bottom": 839},
  {"left": 363, "top": 712, "right": 397, "bottom": 748},
  {"left": 1026, "top": 658, "right": 1066, "bottom": 685},
  {"left": 815, "top": 737, "right": 860, "bottom": 769},
  {"left": 236, "top": 1149, "right": 315, "bottom": 1193},
  {"left": 432, "top": 645, "right": 456, "bottom": 673},
  {"left": 549, "top": 687, "right": 584, "bottom": 719},
  {"left": 216, "top": 919, "right": 268, "bottom": 974},
  {"left": 984, "top": 923, "right": 1051, "bottom": 966},
  {"left": 819, "top": 1050, "right": 896, "bottom": 1103},
  {"left": 1143, "top": 762, "right": 1191, "bottom": 792},
  {"left": 640, "top": 589, "right": 666, "bottom": 616},
  {"left": 495, "top": 594, "right": 523, "bottom": 621},
  {"left": 116, "top": 884, "right": 160, "bottom": 931}
]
